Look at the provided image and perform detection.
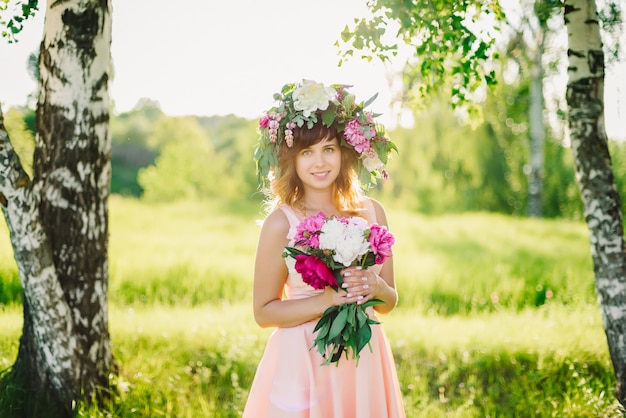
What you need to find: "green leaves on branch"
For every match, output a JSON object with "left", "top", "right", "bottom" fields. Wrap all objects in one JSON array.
[
  {"left": 1, "top": 0, "right": 38, "bottom": 42},
  {"left": 337, "top": 0, "right": 506, "bottom": 111},
  {"left": 338, "top": 15, "right": 398, "bottom": 64},
  {"left": 312, "top": 298, "right": 385, "bottom": 366}
]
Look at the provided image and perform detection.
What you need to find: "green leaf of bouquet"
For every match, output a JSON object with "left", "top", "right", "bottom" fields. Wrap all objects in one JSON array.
[
  {"left": 330, "top": 344, "right": 345, "bottom": 364},
  {"left": 356, "top": 323, "right": 373, "bottom": 353},
  {"left": 314, "top": 316, "right": 332, "bottom": 338},
  {"left": 347, "top": 336, "right": 359, "bottom": 359},
  {"left": 328, "top": 307, "right": 349, "bottom": 341},
  {"left": 313, "top": 316, "right": 328, "bottom": 331},
  {"left": 356, "top": 307, "right": 367, "bottom": 328},
  {"left": 343, "top": 329, "right": 352, "bottom": 342},
  {"left": 321, "top": 304, "right": 340, "bottom": 319},
  {"left": 283, "top": 246, "right": 307, "bottom": 258},
  {"left": 332, "top": 269, "right": 344, "bottom": 288},
  {"left": 362, "top": 298, "right": 385, "bottom": 308},
  {"left": 346, "top": 303, "right": 356, "bottom": 326},
  {"left": 315, "top": 337, "right": 327, "bottom": 355},
  {"left": 361, "top": 252, "right": 377, "bottom": 268}
]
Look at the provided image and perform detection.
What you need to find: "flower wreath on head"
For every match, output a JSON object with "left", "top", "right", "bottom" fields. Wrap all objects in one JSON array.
[{"left": 254, "top": 79, "right": 397, "bottom": 190}]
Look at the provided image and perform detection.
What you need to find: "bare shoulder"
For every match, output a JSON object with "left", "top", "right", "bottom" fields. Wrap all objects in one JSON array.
[
  {"left": 260, "top": 207, "right": 291, "bottom": 237},
  {"left": 364, "top": 197, "right": 389, "bottom": 226}
]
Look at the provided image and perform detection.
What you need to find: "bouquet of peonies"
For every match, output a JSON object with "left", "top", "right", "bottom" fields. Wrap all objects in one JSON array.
[{"left": 283, "top": 211, "right": 395, "bottom": 365}]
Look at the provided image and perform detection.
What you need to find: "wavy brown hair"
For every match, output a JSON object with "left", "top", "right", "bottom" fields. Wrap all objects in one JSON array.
[{"left": 264, "top": 118, "right": 364, "bottom": 215}]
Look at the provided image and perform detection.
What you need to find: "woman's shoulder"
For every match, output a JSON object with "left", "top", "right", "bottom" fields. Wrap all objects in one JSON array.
[
  {"left": 256, "top": 207, "right": 291, "bottom": 241},
  {"left": 262, "top": 206, "right": 290, "bottom": 228},
  {"left": 362, "top": 196, "right": 385, "bottom": 211},
  {"left": 360, "top": 197, "right": 389, "bottom": 226}
]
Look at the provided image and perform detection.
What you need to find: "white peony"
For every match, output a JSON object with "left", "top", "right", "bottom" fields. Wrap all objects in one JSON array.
[
  {"left": 320, "top": 217, "right": 370, "bottom": 267},
  {"left": 292, "top": 80, "right": 336, "bottom": 117},
  {"left": 318, "top": 218, "right": 345, "bottom": 250}
]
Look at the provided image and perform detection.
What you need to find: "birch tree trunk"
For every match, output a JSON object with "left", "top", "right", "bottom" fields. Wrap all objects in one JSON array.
[
  {"left": 0, "top": 0, "right": 114, "bottom": 416},
  {"left": 564, "top": 0, "right": 626, "bottom": 403}
]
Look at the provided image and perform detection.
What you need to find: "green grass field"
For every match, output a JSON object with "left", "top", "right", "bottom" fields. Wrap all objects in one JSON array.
[{"left": 0, "top": 196, "right": 623, "bottom": 417}]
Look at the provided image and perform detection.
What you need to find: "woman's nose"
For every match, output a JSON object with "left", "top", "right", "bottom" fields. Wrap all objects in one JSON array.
[{"left": 313, "top": 151, "right": 325, "bottom": 165}]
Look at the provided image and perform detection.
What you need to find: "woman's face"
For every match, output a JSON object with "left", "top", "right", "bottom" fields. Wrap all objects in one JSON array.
[{"left": 295, "top": 137, "right": 341, "bottom": 192}]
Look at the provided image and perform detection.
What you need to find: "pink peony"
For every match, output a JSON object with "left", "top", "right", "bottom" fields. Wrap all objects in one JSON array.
[
  {"left": 343, "top": 119, "right": 373, "bottom": 154},
  {"left": 368, "top": 224, "right": 395, "bottom": 264},
  {"left": 293, "top": 211, "right": 326, "bottom": 248},
  {"left": 294, "top": 255, "right": 338, "bottom": 290}
]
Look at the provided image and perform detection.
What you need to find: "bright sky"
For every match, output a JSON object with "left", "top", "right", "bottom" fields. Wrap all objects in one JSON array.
[
  {"left": 0, "top": 1, "right": 400, "bottom": 122},
  {"left": 0, "top": 0, "right": 623, "bottom": 139}
]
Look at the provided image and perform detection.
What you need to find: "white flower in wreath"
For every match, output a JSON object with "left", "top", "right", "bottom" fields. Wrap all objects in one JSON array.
[
  {"left": 362, "top": 150, "right": 384, "bottom": 173},
  {"left": 292, "top": 80, "right": 336, "bottom": 117}
]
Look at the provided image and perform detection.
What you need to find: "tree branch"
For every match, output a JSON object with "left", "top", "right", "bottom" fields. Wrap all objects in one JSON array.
[
  {"left": 0, "top": 104, "right": 31, "bottom": 207},
  {"left": 0, "top": 103, "right": 80, "bottom": 403}
]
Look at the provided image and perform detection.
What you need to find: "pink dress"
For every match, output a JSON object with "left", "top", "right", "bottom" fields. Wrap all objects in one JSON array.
[{"left": 243, "top": 203, "right": 405, "bottom": 418}]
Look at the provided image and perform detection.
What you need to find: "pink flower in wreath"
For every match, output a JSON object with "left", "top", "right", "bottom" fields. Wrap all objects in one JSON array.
[
  {"left": 344, "top": 119, "right": 375, "bottom": 154},
  {"left": 259, "top": 113, "right": 270, "bottom": 128},
  {"left": 294, "top": 255, "right": 338, "bottom": 290}
]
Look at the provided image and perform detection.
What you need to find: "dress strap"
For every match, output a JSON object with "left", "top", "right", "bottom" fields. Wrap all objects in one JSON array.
[
  {"left": 362, "top": 198, "right": 378, "bottom": 224},
  {"left": 278, "top": 205, "right": 302, "bottom": 228}
]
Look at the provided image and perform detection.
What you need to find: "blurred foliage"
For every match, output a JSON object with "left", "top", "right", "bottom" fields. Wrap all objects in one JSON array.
[
  {"left": 370, "top": 87, "right": 583, "bottom": 219},
  {"left": 138, "top": 117, "right": 225, "bottom": 201},
  {"left": 108, "top": 100, "right": 260, "bottom": 201},
  {"left": 3, "top": 106, "right": 34, "bottom": 178}
]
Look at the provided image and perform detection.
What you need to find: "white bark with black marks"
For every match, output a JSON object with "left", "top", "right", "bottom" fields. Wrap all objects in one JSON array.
[
  {"left": 1, "top": 107, "right": 80, "bottom": 404},
  {"left": 1, "top": 0, "right": 113, "bottom": 412},
  {"left": 564, "top": 0, "right": 626, "bottom": 403}
]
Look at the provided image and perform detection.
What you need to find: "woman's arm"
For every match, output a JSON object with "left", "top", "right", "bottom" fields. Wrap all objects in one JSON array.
[{"left": 252, "top": 209, "right": 361, "bottom": 328}]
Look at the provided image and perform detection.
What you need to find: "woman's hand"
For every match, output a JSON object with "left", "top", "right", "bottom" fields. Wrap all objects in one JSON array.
[
  {"left": 322, "top": 283, "right": 360, "bottom": 308},
  {"left": 339, "top": 266, "right": 379, "bottom": 305}
]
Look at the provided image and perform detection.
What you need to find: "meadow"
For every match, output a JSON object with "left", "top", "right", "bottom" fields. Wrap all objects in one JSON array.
[{"left": 0, "top": 196, "right": 624, "bottom": 417}]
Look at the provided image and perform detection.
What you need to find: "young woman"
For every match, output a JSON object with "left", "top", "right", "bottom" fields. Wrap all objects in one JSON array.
[{"left": 243, "top": 80, "right": 405, "bottom": 417}]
